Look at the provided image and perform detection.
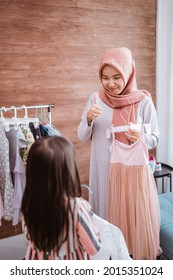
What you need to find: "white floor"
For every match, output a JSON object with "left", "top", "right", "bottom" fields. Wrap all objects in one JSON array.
[{"left": 0, "top": 234, "right": 27, "bottom": 260}]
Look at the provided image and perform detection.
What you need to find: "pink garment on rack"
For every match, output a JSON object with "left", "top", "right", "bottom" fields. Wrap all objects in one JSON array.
[{"left": 107, "top": 137, "right": 162, "bottom": 260}]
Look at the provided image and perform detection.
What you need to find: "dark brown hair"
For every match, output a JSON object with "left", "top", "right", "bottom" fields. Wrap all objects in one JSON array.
[{"left": 21, "top": 136, "right": 81, "bottom": 252}]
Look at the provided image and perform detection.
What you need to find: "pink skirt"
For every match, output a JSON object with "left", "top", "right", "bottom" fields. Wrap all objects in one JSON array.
[{"left": 107, "top": 138, "right": 161, "bottom": 260}]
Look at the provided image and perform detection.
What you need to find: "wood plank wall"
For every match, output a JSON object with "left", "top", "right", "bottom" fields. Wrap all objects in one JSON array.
[{"left": 0, "top": 0, "right": 157, "bottom": 238}]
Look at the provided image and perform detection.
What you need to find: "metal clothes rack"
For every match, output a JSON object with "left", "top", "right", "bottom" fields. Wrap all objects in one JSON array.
[{"left": 0, "top": 104, "right": 55, "bottom": 125}]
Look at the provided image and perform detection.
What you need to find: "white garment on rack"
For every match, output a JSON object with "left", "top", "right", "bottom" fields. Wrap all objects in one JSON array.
[{"left": 13, "top": 127, "right": 27, "bottom": 225}]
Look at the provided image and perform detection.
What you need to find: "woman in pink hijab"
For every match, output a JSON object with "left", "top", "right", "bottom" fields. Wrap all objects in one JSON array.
[{"left": 78, "top": 47, "right": 161, "bottom": 259}]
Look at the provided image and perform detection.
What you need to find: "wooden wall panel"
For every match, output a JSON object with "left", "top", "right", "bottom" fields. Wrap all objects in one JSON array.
[{"left": 0, "top": 0, "right": 157, "bottom": 238}]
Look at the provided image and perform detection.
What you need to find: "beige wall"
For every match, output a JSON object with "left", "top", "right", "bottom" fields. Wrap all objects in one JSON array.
[{"left": 0, "top": 0, "right": 157, "bottom": 238}]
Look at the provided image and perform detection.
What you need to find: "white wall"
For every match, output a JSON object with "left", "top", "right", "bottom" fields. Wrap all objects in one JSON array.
[{"left": 156, "top": 0, "right": 173, "bottom": 165}]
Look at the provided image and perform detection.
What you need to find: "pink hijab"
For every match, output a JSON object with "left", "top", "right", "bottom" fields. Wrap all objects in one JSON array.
[{"left": 99, "top": 47, "right": 150, "bottom": 143}]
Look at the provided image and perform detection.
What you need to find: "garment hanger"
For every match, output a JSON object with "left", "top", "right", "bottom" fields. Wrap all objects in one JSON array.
[
  {"left": 20, "top": 105, "right": 40, "bottom": 128},
  {"left": 39, "top": 107, "right": 49, "bottom": 125},
  {"left": 110, "top": 123, "right": 151, "bottom": 138},
  {"left": 0, "top": 106, "right": 21, "bottom": 131},
  {"left": 10, "top": 106, "right": 20, "bottom": 130},
  {"left": 43, "top": 107, "right": 49, "bottom": 124},
  {"left": 8, "top": 105, "right": 39, "bottom": 129},
  {"left": 0, "top": 107, "right": 10, "bottom": 131},
  {"left": 0, "top": 105, "right": 39, "bottom": 131},
  {"left": 0, "top": 107, "right": 6, "bottom": 119},
  {"left": 22, "top": 105, "right": 28, "bottom": 119}
]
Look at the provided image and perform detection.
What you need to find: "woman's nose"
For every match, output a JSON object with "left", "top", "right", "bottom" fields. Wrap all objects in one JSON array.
[{"left": 108, "top": 79, "right": 115, "bottom": 87}]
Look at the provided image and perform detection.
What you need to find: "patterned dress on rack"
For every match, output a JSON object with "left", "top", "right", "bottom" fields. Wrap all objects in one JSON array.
[
  {"left": 0, "top": 122, "right": 14, "bottom": 221},
  {"left": 19, "top": 124, "right": 35, "bottom": 165},
  {"left": 0, "top": 192, "right": 3, "bottom": 225},
  {"left": 6, "top": 126, "right": 28, "bottom": 225}
]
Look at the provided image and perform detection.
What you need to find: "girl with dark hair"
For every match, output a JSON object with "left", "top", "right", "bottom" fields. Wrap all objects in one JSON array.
[{"left": 21, "top": 136, "right": 101, "bottom": 260}]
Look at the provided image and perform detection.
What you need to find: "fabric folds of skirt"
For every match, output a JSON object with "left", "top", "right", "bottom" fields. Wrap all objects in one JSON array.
[{"left": 107, "top": 163, "right": 161, "bottom": 260}]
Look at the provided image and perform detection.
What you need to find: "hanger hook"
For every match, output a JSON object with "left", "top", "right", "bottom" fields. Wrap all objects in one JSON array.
[
  {"left": 22, "top": 105, "right": 28, "bottom": 118},
  {"left": 10, "top": 106, "right": 17, "bottom": 119},
  {"left": 0, "top": 107, "right": 6, "bottom": 119}
]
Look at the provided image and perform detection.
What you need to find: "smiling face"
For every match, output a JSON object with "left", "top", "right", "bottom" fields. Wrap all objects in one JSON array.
[{"left": 101, "top": 64, "right": 125, "bottom": 95}]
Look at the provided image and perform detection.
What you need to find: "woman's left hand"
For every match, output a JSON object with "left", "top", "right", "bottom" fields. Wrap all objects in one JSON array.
[{"left": 125, "top": 128, "right": 141, "bottom": 143}]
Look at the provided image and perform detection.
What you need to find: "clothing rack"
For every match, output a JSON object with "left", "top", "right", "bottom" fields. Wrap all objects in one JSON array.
[
  {"left": 0, "top": 104, "right": 55, "bottom": 125},
  {"left": 0, "top": 103, "right": 60, "bottom": 232}
]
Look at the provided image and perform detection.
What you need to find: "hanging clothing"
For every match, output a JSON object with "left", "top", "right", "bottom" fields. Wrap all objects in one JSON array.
[
  {"left": 29, "top": 122, "right": 42, "bottom": 140},
  {"left": 29, "top": 122, "right": 61, "bottom": 139},
  {"left": 0, "top": 193, "right": 4, "bottom": 225},
  {"left": 13, "top": 126, "right": 27, "bottom": 225},
  {"left": 45, "top": 123, "right": 61, "bottom": 136},
  {"left": 0, "top": 122, "right": 14, "bottom": 221},
  {"left": 39, "top": 124, "right": 49, "bottom": 137},
  {"left": 23, "top": 197, "right": 102, "bottom": 260},
  {"left": 0, "top": 105, "right": 55, "bottom": 225},
  {"left": 107, "top": 135, "right": 161, "bottom": 260},
  {"left": 5, "top": 125, "right": 27, "bottom": 225},
  {"left": 19, "top": 124, "right": 35, "bottom": 165}
]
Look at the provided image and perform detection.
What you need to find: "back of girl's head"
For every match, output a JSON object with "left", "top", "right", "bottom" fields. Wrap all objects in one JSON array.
[
  {"left": 25, "top": 136, "right": 81, "bottom": 198},
  {"left": 21, "top": 136, "right": 81, "bottom": 252}
]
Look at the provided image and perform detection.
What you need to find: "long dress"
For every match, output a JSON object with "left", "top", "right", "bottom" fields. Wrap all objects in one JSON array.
[
  {"left": 108, "top": 135, "right": 161, "bottom": 260},
  {"left": 0, "top": 122, "right": 14, "bottom": 221},
  {"left": 78, "top": 92, "right": 160, "bottom": 220}
]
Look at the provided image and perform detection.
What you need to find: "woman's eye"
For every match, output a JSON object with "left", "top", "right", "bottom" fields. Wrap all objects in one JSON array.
[{"left": 114, "top": 76, "right": 121, "bottom": 80}]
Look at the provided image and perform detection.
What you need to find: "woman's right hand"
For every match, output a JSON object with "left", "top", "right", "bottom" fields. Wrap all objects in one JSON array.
[{"left": 87, "top": 95, "right": 102, "bottom": 126}]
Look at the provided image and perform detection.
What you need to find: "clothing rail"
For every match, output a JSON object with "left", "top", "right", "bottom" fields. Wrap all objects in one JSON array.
[
  {"left": 0, "top": 104, "right": 55, "bottom": 111},
  {"left": 0, "top": 104, "right": 55, "bottom": 125}
]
